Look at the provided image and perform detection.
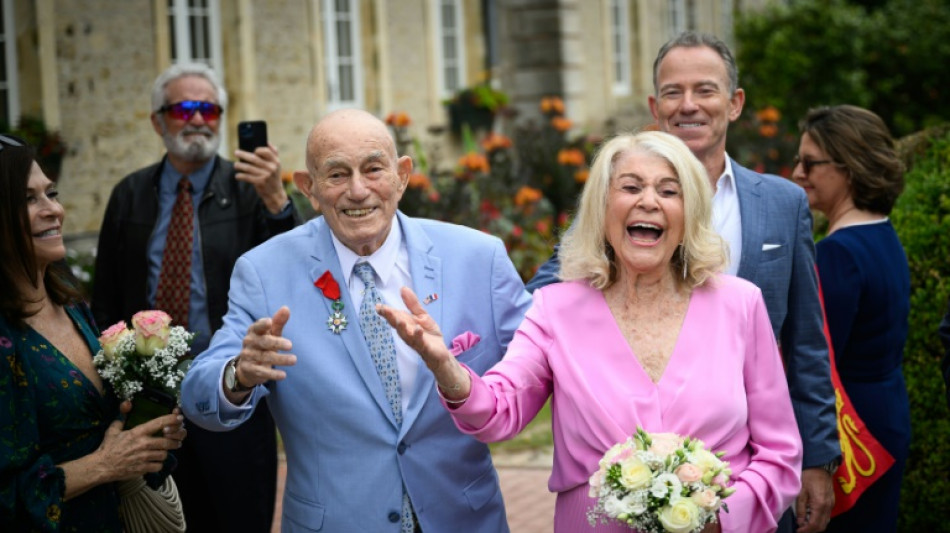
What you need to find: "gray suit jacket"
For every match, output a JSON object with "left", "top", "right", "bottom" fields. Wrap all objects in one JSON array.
[{"left": 527, "top": 159, "right": 840, "bottom": 468}]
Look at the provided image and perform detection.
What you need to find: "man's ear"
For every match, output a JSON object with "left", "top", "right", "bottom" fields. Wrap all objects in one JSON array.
[
  {"left": 728, "top": 88, "right": 746, "bottom": 122},
  {"left": 150, "top": 113, "right": 164, "bottom": 136},
  {"left": 293, "top": 171, "right": 314, "bottom": 198},
  {"left": 648, "top": 95, "right": 660, "bottom": 121},
  {"left": 396, "top": 155, "right": 413, "bottom": 192}
]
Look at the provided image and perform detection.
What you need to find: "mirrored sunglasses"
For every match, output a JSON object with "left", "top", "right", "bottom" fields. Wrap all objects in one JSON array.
[{"left": 158, "top": 100, "right": 223, "bottom": 121}]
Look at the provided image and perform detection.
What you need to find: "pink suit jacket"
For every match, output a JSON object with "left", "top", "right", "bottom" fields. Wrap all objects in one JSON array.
[{"left": 451, "top": 275, "right": 803, "bottom": 533}]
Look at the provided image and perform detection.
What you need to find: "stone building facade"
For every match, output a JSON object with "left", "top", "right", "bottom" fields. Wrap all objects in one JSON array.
[{"left": 4, "top": 0, "right": 771, "bottom": 235}]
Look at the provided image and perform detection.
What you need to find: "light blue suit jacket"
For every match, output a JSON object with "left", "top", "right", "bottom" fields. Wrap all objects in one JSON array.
[
  {"left": 526, "top": 160, "right": 839, "bottom": 468},
  {"left": 182, "top": 212, "right": 532, "bottom": 532}
]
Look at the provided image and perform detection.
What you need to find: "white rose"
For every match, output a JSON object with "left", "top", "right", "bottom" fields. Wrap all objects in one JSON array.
[
  {"left": 691, "top": 448, "right": 723, "bottom": 474},
  {"left": 619, "top": 456, "right": 653, "bottom": 490},
  {"left": 658, "top": 498, "right": 702, "bottom": 533}
]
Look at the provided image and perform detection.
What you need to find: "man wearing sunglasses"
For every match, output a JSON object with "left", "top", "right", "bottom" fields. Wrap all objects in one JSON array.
[
  {"left": 528, "top": 32, "right": 840, "bottom": 533},
  {"left": 92, "top": 63, "right": 300, "bottom": 533}
]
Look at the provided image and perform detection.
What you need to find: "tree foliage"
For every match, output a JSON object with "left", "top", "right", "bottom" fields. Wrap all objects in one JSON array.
[
  {"left": 733, "top": 0, "right": 950, "bottom": 138},
  {"left": 889, "top": 130, "right": 950, "bottom": 532}
]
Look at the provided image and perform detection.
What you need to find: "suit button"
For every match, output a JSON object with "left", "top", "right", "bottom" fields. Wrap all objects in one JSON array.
[
  {"left": 388, "top": 511, "right": 400, "bottom": 523},
  {"left": 397, "top": 441, "right": 407, "bottom": 454}
]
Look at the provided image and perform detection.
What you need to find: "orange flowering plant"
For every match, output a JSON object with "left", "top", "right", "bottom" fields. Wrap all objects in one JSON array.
[
  {"left": 514, "top": 96, "right": 601, "bottom": 225},
  {"left": 389, "top": 109, "right": 588, "bottom": 281},
  {"left": 726, "top": 105, "right": 798, "bottom": 178}
]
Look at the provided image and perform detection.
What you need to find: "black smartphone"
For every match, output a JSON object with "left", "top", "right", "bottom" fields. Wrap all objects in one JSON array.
[{"left": 237, "top": 120, "right": 268, "bottom": 152}]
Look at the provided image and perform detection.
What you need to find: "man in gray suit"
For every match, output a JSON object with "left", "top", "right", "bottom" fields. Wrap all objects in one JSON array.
[{"left": 527, "top": 32, "right": 840, "bottom": 533}]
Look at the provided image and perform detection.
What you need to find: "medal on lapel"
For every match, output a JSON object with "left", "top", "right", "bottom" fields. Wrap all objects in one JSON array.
[{"left": 315, "top": 271, "right": 347, "bottom": 334}]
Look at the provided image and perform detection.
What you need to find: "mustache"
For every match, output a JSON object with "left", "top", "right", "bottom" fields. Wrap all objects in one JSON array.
[{"left": 179, "top": 125, "right": 215, "bottom": 137}]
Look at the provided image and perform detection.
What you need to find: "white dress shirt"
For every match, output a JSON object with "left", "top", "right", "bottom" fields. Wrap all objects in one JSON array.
[
  {"left": 331, "top": 217, "right": 418, "bottom": 415},
  {"left": 712, "top": 156, "right": 742, "bottom": 276}
]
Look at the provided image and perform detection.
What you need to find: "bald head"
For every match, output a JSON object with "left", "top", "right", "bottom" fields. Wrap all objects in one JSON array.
[
  {"left": 305, "top": 109, "right": 398, "bottom": 175},
  {"left": 293, "top": 108, "right": 413, "bottom": 256}
]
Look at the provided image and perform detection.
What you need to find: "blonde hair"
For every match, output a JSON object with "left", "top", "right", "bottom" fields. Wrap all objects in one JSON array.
[{"left": 559, "top": 130, "right": 726, "bottom": 290}]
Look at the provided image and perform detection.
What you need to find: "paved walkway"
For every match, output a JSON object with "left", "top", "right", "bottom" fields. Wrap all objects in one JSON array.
[{"left": 270, "top": 449, "right": 556, "bottom": 532}]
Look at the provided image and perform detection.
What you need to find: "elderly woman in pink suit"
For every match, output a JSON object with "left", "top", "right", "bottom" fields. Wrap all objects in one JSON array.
[{"left": 380, "top": 131, "right": 802, "bottom": 532}]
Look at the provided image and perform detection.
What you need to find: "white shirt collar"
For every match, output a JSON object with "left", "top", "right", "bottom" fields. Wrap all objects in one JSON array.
[
  {"left": 716, "top": 156, "right": 737, "bottom": 193},
  {"left": 330, "top": 215, "right": 403, "bottom": 285}
]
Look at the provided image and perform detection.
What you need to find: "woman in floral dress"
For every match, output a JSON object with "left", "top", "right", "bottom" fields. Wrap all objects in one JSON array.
[{"left": 0, "top": 135, "right": 186, "bottom": 531}]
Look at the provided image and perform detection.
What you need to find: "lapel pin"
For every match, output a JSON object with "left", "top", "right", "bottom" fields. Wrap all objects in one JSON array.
[{"left": 423, "top": 293, "right": 439, "bottom": 305}]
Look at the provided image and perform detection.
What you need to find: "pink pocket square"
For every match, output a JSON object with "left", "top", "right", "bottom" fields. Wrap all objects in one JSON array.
[{"left": 448, "top": 331, "right": 481, "bottom": 356}]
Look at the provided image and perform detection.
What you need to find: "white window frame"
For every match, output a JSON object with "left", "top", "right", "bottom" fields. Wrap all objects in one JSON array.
[
  {"left": 167, "top": 0, "right": 225, "bottom": 151},
  {"left": 609, "top": 0, "right": 631, "bottom": 96},
  {"left": 669, "top": 0, "right": 697, "bottom": 36},
  {"left": 721, "top": 0, "right": 734, "bottom": 41},
  {"left": 1, "top": 0, "right": 19, "bottom": 127},
  {"left": 669, "top": 0, "right": 685, "bottom": 35},
  {"left": 323, "top": 0, "right": 364, "bottom": 111},
  {"left": 433, "top": 0, "right": 466, "bottom": 99},
  {"left": 168, "top": 0, "right": 223, "bottom": 72}
]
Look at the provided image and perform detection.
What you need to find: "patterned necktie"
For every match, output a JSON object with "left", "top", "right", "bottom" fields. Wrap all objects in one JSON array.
[
  {"left": 155, "top": 177, "right": 193, "bottom": 327},
  {"left": 354, "top": 262, "right": 416, "bottom": 533}
]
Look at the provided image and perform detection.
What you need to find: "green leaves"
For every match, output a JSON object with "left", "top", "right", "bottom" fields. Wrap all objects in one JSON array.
[
  {"left": 734, "top": 0, "right": 950, "bottom": 140},
  {"left": 887, "top": 128, "right": 950, "bottom": 531}
]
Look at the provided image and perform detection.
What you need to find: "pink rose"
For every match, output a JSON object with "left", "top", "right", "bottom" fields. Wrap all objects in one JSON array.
[
  {"left": 614, "top": 447, "right": 634, "bottom": 462},
  {"left": 675, "top": 463, "right": 703, "bottom": 483},
  {"left": 131, "top": 310, "right": 172, "bottom": 355},
  {"left": 98, "top": 321, "right": 131, "bottom": 360},
  {"left": 649, "top": 433, "right": 684, "bottom": 458},
  {"left": 690, "top": 488, "right": 721, "bottom": 511},
  {"left": 588, "top": 466, "right": 607, "bottom": 497}
]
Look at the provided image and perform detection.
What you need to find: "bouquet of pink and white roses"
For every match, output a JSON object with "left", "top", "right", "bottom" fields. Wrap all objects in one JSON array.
[
  {"left": 587, "top": 427, "right": 735, "bottom": 533},
  {"left": 93, "top": 310, "right": 193, "bottom": 428}
]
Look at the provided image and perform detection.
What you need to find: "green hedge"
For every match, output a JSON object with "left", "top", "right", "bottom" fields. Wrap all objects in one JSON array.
[{"left": 890, "top": 129, "right": 950, "bottom": 532}]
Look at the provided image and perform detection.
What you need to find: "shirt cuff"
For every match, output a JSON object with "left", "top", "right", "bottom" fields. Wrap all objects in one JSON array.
[{"left": 266, "top": 199, "right": 293, "bottom": 220}]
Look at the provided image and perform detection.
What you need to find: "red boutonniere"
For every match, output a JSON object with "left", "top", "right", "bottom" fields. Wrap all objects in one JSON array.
[{"left": 315, "top": 271, "right": 347, "bottom": 333}]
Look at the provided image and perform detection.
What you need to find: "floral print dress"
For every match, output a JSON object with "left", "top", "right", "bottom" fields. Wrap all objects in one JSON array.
[{"left": 1, "top": 304, "right": 122, "bottom": 532}]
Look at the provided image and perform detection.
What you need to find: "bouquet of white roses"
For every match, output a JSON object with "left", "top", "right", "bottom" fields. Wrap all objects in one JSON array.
[
  {"left": 587, "top": 427, "right": 735, "bottom": 533},
  {"left": 93, "top": 310, "right": 193, "bottom": 429}
]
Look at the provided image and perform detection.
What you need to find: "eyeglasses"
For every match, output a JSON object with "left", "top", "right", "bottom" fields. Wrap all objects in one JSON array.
[
  {"left": 158, "top": 100, "right": 223, "bottom": 121},
  {"left": 792, "top": 155, "right": 836, "bottom": 174},
  {"left": 0, "top": 134, "right": 24, "bottom": 153}
]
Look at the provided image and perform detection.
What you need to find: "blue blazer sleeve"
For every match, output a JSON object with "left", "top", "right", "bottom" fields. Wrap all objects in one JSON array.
[
  {"left": 781, "top": 192, "right": 840, "bottom": 468},
  {"left": 525, "top": 246, "right": 562, "bottom": 293}
]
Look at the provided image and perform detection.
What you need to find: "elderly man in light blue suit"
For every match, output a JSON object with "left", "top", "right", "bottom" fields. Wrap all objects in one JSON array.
[
  {"left": 181, "top": 108, "right": 530, "bottom": 532},
  {"left": 528, "top": 32, "right": 840, "bottom": 533}
]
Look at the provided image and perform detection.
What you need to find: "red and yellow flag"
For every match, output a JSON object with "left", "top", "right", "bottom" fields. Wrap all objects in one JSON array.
[{"left": 815, "top": 271, "right": 895, "bottom": 516}]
